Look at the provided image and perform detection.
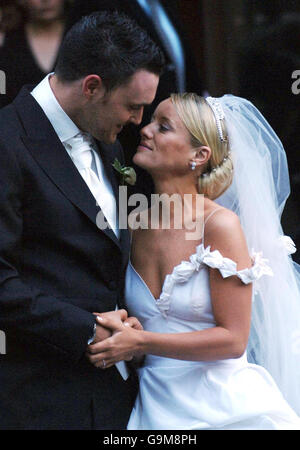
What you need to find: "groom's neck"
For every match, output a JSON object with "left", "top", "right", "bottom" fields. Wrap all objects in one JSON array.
[{"left": 49, "top": 74, "right": 84, "bottom": 126}]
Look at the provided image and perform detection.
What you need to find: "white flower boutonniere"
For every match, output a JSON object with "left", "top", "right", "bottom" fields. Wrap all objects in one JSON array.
[{"left": 112, "top": 158, "right": 137, "bottom": 186}]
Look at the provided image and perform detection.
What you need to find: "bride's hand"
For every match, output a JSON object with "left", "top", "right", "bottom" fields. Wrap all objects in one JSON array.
[
  {"left": 88, "top": 309, "right": 129, "bottom": 344},
  {"left": 93, "top": 310, "right": 143, "bottom": 332},
  {"left": 93, "top": 309, "right": 128, "bottom": 324},
  {"left": 123, "top": 316, "right": 143, "bottom": 331},
  {"left": 86, "top": 316, "right": 144, "bottom": 369}
]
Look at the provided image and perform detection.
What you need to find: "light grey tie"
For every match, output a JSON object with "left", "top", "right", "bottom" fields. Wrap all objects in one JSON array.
[{"left": 65, "top": 133, "right": 119, "bottom": 238}]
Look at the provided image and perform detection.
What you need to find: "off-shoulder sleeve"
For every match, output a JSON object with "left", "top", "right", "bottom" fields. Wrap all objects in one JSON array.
[
  {"left": 154, "top": 243, "right": 275, "bottom": 317},
  {"left": 193, "top": 244, "right": 274, "bottom": 285}
]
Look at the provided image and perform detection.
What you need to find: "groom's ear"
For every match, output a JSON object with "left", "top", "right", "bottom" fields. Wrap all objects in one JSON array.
[{"left": 82, "top": 75, "right": 106, "bottom": 99}]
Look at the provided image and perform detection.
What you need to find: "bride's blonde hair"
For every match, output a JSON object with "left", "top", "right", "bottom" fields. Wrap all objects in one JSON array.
[{"left": 170, "top": 93, "right": 233, "bottom": 200}]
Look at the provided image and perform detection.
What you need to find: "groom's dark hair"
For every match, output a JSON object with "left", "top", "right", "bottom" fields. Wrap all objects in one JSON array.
[{"left": 55, "top": 11, "right": 165, "bottom": 91}]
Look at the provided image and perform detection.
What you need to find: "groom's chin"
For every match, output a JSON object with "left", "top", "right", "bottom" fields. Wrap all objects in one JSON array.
[
  {"left": 93, "top": 132, "right": 117, "bottom": 145},
  {"left": 102, "top": 131, "right": 119, "bottom": 145}
]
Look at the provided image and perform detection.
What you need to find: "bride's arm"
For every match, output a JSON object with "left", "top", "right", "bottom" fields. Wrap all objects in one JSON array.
[{"left": 87, "top": 211, "right": 253, "bottom": 368}]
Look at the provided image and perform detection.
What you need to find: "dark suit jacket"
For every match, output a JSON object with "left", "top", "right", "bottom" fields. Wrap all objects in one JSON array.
[{"left": 0, "top": 86, "right": 134, "bottom": 430}]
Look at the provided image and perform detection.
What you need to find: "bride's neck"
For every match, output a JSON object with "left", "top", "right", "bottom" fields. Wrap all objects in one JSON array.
[
  {"left": 153, "top": 177, "right": 198, "bottom": 198},
  {"left": 151, "top": 177, "right": 203, "bottom": 226}
]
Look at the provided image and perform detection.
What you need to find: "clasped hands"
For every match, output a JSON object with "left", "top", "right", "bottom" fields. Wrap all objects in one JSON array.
[{"left": 85, "top": 309, "right": 144, "bottom": 369}]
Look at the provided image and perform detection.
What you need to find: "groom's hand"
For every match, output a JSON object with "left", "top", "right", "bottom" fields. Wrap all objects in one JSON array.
[
  {"left": 93, "top": 322, "right": 111, "bottom": 344},
  {"left": 90, "top": 309, "right": 128, "bottom": 344},
  {"left": 86, "top": 315, "right": 143, "bottom": 368}
]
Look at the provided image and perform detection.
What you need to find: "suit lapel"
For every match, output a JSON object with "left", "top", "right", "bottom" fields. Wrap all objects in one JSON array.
[
  {"left": 14, "top": 87, "right": 123, "bottom": 250},
  {"left": 95, "top": 140, "right": 120, "bottom": 203},
  {"left": 95, "top": 140, "right": 131, "bottom": 258}
]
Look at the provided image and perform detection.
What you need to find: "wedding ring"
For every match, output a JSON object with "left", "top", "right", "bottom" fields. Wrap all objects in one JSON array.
[{"left": 102, "top": 359, "right": 106, "bottom": 369}]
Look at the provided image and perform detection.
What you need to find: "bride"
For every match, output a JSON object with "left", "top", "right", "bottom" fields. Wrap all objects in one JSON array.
[{"left": 87, "top": 93, "right": 300, "bottom": 430}]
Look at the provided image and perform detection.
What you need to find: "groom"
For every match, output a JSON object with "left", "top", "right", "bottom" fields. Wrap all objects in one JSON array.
[{"left": 0, "top": 11, "right": 164, "bottom": 429}]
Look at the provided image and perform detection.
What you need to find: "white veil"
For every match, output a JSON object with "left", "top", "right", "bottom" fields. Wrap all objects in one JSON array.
[{"left": 214, "top": 95, "right": 300, "bottom": 413}]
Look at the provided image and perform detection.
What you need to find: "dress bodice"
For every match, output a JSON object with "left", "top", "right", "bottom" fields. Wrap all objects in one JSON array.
[{"left": 125, "top": 242, "right": 273, "bottom": 327}]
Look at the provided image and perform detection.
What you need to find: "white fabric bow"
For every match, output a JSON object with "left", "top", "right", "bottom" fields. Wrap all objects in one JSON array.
[{"left": 278, "top": 235, "right": 297, "bottom": 255}]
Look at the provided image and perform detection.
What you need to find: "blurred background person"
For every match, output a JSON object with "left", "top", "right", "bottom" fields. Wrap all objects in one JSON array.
[
  {"left": 0, "top": 0, "right": 73, "bottom": 108},
  {"left": 0, "top": 0, "right": 22, "bottom": 46}
]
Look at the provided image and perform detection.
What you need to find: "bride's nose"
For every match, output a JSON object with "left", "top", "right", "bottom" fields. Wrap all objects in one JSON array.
[{"left": 140, "top": 123, "right": 153, "bottom": 139}]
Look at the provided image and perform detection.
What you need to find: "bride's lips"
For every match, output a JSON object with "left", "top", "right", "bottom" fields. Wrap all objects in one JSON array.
[{"left": 138, "top": 141, "right": 152, "bottom": 151}]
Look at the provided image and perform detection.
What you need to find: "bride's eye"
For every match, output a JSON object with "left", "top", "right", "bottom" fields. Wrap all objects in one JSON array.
[{"left": 159, "top": 124, "right": 170, "bottom": 133}]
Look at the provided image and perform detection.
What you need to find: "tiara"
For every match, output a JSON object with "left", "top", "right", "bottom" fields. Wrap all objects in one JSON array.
[{"left": 205, "top": 96, "right": 227, "bottom": 142}]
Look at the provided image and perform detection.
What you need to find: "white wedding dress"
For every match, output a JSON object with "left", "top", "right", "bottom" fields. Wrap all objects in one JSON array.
[{"left": 125, "top": 211, "right": 300, "bottom": 430}]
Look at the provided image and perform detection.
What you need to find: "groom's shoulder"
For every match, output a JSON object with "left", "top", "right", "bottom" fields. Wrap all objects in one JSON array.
[
  {"left": 0, "top": 85, "right": 41, "bottom": 139},
  {"left": 0, "top": 89, "right": 27, "bottom": 129},
  {"left": 0, "top": 91, "right": 35, "bottom": 159},
  {"left": 0, "top": 102, "right": 22, "bottom": 138},
  {"left": 0, "top": 84, "right": 36, "bottom": 118}
]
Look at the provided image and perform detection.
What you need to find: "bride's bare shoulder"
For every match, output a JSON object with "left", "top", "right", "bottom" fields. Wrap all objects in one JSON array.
[
  {"left": 205, "top": 206, "right": 240, "bottom": 232},
  {"left": 203, "top": 204, "right": 250, "bottom": 265}
]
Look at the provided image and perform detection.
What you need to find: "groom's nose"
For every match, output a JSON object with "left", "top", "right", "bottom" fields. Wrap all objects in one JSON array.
[{"left": 130, "top": 107, "right": 144, "bottom": 125}]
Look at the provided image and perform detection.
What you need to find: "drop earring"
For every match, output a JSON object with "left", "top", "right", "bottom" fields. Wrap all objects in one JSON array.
[{"left": 190, "top": 161, "right": 196, "bottom": 171}]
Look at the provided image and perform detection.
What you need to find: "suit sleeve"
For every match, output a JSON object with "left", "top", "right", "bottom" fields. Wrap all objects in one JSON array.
[{"left": 0, "top": 139, "right": 96, "bottom": 363}]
